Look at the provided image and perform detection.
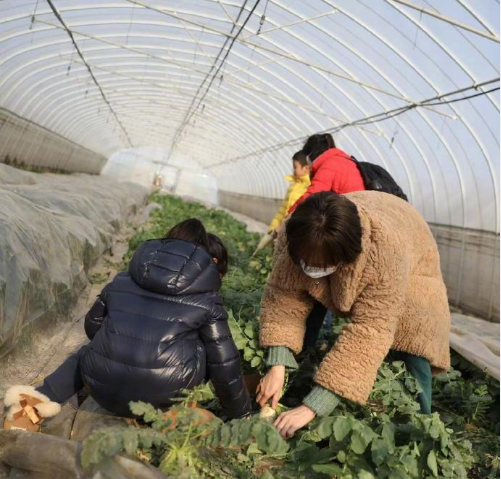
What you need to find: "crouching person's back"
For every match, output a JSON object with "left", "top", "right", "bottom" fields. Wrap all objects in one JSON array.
[{"left": 81, "top": 219, "right": 251, "bottom": 419}]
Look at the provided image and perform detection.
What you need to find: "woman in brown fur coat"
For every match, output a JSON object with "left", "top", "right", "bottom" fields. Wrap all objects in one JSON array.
[{"left": 256, "top": 191, "right": 450, "bottom": 438}]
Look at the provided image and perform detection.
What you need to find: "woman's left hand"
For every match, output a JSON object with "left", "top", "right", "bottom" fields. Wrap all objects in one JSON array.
[{"left": 274, "top": 405, "right": 316, "bottom": 439}]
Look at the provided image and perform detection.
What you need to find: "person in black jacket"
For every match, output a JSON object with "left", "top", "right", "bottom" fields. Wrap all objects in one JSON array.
[{"left": 5, "top": 219, "right": 251, "bottom": 420}]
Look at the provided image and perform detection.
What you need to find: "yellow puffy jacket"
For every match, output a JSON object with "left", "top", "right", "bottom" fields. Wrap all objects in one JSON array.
[{"left": 268, "top": 174, "right": 311, "bottom": 232}]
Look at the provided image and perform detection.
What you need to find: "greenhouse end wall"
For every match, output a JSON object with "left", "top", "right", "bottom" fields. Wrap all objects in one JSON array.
[
  {"left": 218, "top": 191, "right": 500, "bottom": 322},
  {"left": 0, "top": 109, "right": 106, "bottom": 174}
]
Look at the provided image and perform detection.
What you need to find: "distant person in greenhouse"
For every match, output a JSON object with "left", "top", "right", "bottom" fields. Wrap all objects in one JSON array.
[
  {"left": 288, "top": 133, "right": 365, "bottom": 215},
  {"left": 3, "top": 220, "right": 251, "bottom": 430},
  {"left": 289, "top": 132, "right": 408, "bottom": 213},
  {"left": 254, "top": 151, "right": 311, "bottom": 254},
  {"left": 269, "top": 151, "right": 311, "bottom": 235},
  {"left": 256, "top": 191, "right": 450, "bottom": 438}
]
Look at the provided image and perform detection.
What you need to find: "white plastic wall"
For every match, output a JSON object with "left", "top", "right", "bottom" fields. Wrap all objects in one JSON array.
[
  {"left": 157, "top": 165, "right": 179, "bottom": 191},
  {"left": 0, "top": 108, "right": 106, "bottom": 174},
  {"left": 102, "top": 148, "right": 218, "bottom": 205},
  {"left": 102, "top": 147, "right": 172, "bottom": 188},
  {"left": 175, "top": 168, "right": 218, "bottom": 205}
]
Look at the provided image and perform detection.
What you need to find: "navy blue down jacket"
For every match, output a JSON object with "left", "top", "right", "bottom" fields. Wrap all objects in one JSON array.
[{"left": 80, "top": 238, "right": 251, "bottom": 418}]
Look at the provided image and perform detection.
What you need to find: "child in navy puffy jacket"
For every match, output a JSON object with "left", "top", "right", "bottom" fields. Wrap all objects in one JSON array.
[{"left": 3, "top": 219, "right": 251, "bottom": 427}]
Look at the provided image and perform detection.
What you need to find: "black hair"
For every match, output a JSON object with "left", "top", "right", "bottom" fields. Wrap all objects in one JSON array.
[
  {"left": 165, "top": 218, "right": 209, "bottom": 250},
  {"left": 286, "top": 191, "right": 362, "bottom": 268},
  {"left": 292, "top": 151, "right": 309, "bottom": 167},
  {"left": 302, "top": 133, "right": 335, "bottom": 162},
  {"left": 208, "top": 233, "right": 228, "bottom": 277}
]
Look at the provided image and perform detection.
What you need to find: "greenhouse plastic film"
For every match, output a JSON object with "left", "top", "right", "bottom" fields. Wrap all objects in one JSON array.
[
  {"left": 450, "top": 313, "right": 500, "bottom": 380},
  {"left": 0, "top": 164, "right": 37, "bottom": 186},
  {"left": 0, "top": 164, "right": 149, "bottom": 357}
]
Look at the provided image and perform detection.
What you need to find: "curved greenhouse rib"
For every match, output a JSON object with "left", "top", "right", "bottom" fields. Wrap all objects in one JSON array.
[
  {"left": 0, "top": 0, "right": 497, "bottom": 232},
  {"left": 381, "top": 0, "right": 499, "bottom": 231},
  {"left": 45, "top": 0, "right": 133, "bottom": 147},
  {"left": 2, "top": 22, "right": 326, "bottom": 153},
  {"left": 388, "top": 0, "right": 499, "bottom": 41},
  {"left": 456, "top": 0, "right": 499, "bottom": 37}
]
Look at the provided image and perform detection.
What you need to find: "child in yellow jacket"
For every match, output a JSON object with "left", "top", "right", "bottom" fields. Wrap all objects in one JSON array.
[
  {"left": 254, "top": 152, "right": 310, "bottom": 255},
  {"left": 268, "top": 151, "right": 311, "bottom": 234}
]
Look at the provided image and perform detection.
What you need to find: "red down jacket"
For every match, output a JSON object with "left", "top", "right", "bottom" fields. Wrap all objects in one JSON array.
[{"left": 289, "top": 148, "right": 366, "bottom": 214}]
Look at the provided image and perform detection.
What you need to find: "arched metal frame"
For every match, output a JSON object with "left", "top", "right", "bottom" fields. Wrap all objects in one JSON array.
[{"left": 0, "top": 0, "right": 499, "bottom": 232}]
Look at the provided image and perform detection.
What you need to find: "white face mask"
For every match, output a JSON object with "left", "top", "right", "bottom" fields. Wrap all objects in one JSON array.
[{"left": 300, "top": 259, "right": 339, "bottom": 279}]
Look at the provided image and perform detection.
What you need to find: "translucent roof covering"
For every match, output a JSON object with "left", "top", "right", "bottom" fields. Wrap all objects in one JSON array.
[{"left": 0, "top": 0, "right": 499, "bottom": 231}]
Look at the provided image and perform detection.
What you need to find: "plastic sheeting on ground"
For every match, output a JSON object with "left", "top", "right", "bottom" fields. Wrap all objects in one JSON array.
[
  {"left": 450, "top": 313, "right": 500, "bottom": 380},
  {"left": 0, "top": 164, "right": 149, "bottom": 357}
]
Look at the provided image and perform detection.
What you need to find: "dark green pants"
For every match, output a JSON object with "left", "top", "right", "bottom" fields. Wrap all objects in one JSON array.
[
  {"left": 389, "top": 350, "right": 432, "bottom": 414},
  {"left": 302, "top": 301, "right": 328, "bottom": 351}
]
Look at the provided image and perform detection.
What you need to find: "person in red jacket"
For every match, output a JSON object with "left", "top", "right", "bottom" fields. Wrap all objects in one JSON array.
[
  {"left": 289, "top": 133, "right": 365, "bottom": 215},
  {"left": 287, "top": 133, "right": 366, "bottom": 351}
]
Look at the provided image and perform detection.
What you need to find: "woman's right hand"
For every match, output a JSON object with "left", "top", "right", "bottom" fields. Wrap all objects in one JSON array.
[{"left": 256, "top": 365, "right": 285, "bottom": 409}]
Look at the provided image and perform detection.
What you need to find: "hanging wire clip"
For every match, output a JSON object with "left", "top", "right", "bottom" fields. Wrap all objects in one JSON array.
[{"left": 257, "top": 14, "right": 266, "bottom": 35}]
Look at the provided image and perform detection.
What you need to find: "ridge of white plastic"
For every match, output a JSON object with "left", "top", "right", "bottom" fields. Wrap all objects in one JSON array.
[
  {"left": 382, "top": 0, "right": 499, "bottom": 237},
  {"left": 456, "top": 0, "right": 499, "bottom": 37},
  {"left": 122, "top": 0, "right": 420, "bottom": 103},
  {"left": 388, "top": 0, "right": 499, "bottom": 41}
]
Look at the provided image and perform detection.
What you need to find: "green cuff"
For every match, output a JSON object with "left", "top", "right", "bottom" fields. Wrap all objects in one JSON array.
[
  {"left": 303, "top": 386, "right": 340, "bottom": 417},
  {"left": 265, "top": 346, "right": 299, "bottom": 370}
]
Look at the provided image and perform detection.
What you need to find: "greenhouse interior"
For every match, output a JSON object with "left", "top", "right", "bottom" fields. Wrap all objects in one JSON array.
[{"left": 0, "top": 1, "right": 499, "bottom": 478}]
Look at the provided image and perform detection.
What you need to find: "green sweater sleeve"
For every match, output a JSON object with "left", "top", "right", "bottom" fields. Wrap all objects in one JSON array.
[
  {"left": 265, "top": 348, "right": 340, "bottom": 416},
  {"left": 265, "top": 346, "right": 299, "bottom": 370},
  {"left": 303, "top": 386, "right": 340, "bottom": 417}
]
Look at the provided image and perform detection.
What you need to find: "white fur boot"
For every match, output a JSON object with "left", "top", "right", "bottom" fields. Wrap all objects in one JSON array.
[{"left": 3, "top": 385, "right": 61, "bottom": 432}]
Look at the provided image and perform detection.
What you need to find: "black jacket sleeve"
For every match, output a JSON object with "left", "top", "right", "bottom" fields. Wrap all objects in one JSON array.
[
  {"left": 199, "top": 299, "right": 251, "bottom": 419},
  {"left": 84, "top": 287, "right": 109, "bottom": 340}
]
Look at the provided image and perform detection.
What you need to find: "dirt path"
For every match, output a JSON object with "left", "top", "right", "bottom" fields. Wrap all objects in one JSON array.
[{"left": 217, "top": 205, "right": 268, "bottom": 234}]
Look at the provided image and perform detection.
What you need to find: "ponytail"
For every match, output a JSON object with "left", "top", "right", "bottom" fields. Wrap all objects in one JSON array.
[
  {"left": 325, "top": 133, "right": 335, "bottom": 149},
  {"left": 302, "top": 133, "right": 336, "bottom": 161}
]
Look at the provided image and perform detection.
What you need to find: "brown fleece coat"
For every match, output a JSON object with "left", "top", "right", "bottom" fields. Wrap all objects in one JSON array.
[{"left": 259, "top": 191, "right": 450, "bottom": 405}]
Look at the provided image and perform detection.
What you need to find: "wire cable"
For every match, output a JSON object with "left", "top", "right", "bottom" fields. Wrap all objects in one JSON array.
[
  {"left": 424, "top": 86, "right": 500, "bottom": 106},
  {"left": 209, "top": 79, "right": 499, "bottom": 168},
  {"left": 45, "top": 0, "right": 132, "bottom": 147},
  {"left": 168, "top": 0, "right": 261, "bottom": 154}
]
